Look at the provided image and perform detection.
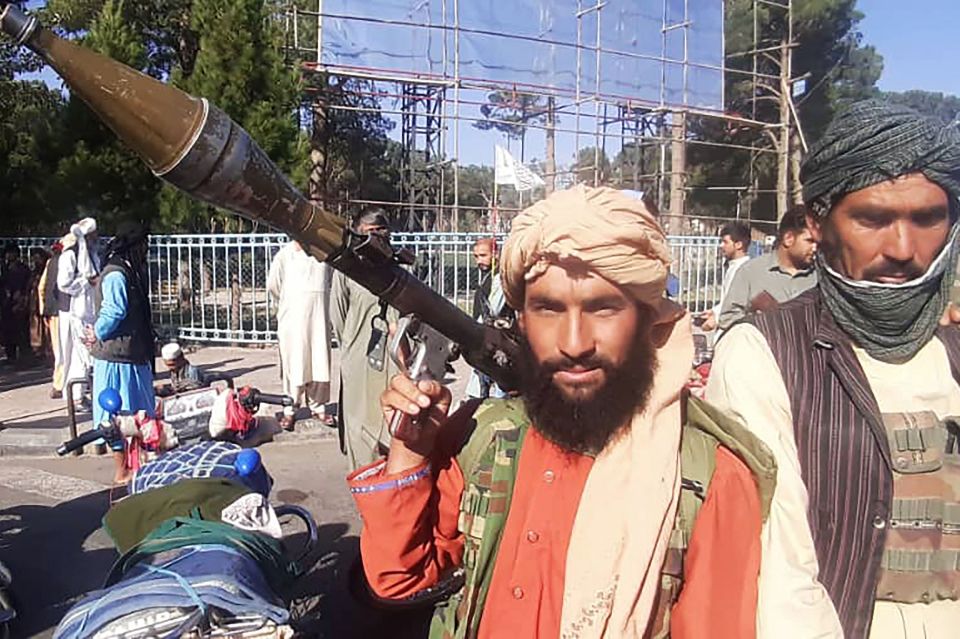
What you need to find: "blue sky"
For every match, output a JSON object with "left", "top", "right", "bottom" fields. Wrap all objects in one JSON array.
[{"left": 858, "top": 0, "right": 960, "bottom": 95}]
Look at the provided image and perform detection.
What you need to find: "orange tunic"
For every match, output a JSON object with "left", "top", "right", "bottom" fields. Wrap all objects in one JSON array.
[
  {"left": 477, "top": 428, "right": 593, "bottom": 638},
  {"left": 348, "top": 409, "right": 761, "bottom": 639}
]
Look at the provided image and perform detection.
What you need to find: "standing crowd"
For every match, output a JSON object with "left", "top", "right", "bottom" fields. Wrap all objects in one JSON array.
[
  {"left": 2, "top": 98, "right": 960, "bottom": 637},
  {"left": 0, "top": 208, "right": 508, "bottom": 477}
]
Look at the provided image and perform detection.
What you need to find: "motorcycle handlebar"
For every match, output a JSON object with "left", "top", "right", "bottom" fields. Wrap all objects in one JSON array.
[
  {"left": 254, "top": 392, "right": 293, "bottom": 407},
  {"left": 57, "top": 425, "right": 119, "bottom": 456}
]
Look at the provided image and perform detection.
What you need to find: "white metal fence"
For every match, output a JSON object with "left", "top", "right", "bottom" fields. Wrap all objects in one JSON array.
[{"left": 4, "top": 233, "right": 727, "bottom": 344}]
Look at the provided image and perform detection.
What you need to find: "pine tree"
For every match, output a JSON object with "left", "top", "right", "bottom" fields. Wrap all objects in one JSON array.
[
  {"left": 159, "top": 0, "right": 304, "bottom": 232},
  {"left": 53, "top": 0, "right": 162, "bottom": 232},
  {"left": 0, "top": 58, "right": 66, "bottom": 234}
]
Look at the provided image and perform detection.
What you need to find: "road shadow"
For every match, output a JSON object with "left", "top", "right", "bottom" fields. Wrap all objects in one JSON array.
[
  {"left": 0, "top": 405, "right": 89, "bottom": 432},
  {"left": 0, "top": 365, "right": 52, "bottom": 393},
  {"left": 198, "top": 357, "right": 245, "bottom": 372},
  {"left": 153, "top": 362, "right": 275, "bottom": 387},
  {"left": 218, "top": 363, "right": 276, "bottom": 381},
  {"left": 152, "top": 358, "right": 258, "bottom": 383},
  {"left": 283, "top": 524, "right": 432, "bottom": 639},
  {"left": 0, "top": 489, "right": 117, "bottom": 637}
]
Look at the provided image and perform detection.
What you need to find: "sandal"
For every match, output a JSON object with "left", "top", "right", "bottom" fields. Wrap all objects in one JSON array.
[{"left": 313, "top": 412, "right": 336, "bottom": 427}]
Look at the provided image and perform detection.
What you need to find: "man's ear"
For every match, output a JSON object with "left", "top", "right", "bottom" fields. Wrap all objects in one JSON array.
[
  {"left": 805, "top": 210, "right": 823, "bottom": 243},
  {"left": 517, "top": 309, "right": 526, "bottom": 334}
]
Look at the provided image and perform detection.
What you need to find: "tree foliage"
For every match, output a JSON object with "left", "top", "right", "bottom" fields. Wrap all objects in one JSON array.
[
  {"left": 612, "top": 142, "right": 661, "bottom": 192},
  {"left": 50, "top": 0, "right": 162, "bottom": 231},
  {"left": 0, "top": 3, "right": 67, "bottom": 234},
  {"left": 0, "top": 79, "right": 67, "bottom": 234},
  {"left": 474, "top": 91, "right": 546, "bottom": 145},
  {"left": 306, "top": 75, "right": 398, "bottom": 208},
  {"left": 157, "top": 0, "right": 303, "bottom": 232},
  {"left": 572, "top": 146, "right": 611, "bottom": 186},
  {"left": 45, "top": 0, "right": 195, "bottom": 78},
  {"left": 883, "top": 90, "right": 960, "bottom": 124},
  {"left": 686, "top": 0, "right": 883, "bottom": 223}
]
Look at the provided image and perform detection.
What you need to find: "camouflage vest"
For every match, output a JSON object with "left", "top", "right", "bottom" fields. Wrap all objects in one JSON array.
[
  {"left": 876, "top": 411, "right": 960, "bottom": 603},
  {"left": 428, "top": 395, "right": 777, "bottom": 639}
]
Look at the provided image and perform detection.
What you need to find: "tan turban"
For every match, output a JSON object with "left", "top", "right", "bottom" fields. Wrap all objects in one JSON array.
[{"left": 500, "top": 185, "right": 671, "bottom": 310}]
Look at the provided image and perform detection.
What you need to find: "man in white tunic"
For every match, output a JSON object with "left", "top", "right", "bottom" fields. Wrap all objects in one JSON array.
[
  {"left": 57, "top": 217, "right": 100, "bottom": 405},
  {"left": 267, "top": 240, "right": 332, "bottom": 429}
]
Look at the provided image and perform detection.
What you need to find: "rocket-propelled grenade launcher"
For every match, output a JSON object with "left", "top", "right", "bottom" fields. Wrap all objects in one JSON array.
[{"left": 1, "top": 5, "right": 521, "bottom": 391}]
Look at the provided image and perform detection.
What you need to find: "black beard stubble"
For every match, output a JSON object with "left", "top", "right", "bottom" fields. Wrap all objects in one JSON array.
[{"left": 519, "top": 329, "right": 659, "bottom": 456}]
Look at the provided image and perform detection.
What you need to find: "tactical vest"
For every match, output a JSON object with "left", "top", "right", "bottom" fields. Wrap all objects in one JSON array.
[
  {"left": 90, "top": 263, "right": 155, "bottom": 365},
  {"left": 751, "top": 289, "right": 960, "bottom": 637},
  {"left": 428, "top": 395, "right": 776, "bottom": 639},
  {"left": 876, "top": 411, "right": 960, "bottom": 603}
]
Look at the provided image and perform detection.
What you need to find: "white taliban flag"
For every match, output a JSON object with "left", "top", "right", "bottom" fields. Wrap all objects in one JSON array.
[{"left": 495, "top": 144, "right": 545, "bottom": 192}]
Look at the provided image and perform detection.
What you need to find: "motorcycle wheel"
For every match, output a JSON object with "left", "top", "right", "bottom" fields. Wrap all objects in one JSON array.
[{"left": 0, "top": 589, "right": 16, "bottom": 639}]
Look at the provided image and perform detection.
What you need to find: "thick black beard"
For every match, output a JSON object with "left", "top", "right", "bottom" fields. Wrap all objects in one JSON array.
[{"left": 519, "top": 332, "right": 658, "bottom": 456}]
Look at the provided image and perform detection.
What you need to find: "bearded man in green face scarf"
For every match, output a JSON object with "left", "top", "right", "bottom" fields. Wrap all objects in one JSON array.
[{"left": 706, "top": 99, "right": 960, "bottom": 639}]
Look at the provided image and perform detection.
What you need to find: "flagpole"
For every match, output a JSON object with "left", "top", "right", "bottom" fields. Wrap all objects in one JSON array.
[
  {"left": 493, "top": 175, "right": 499, "bottom": 235},
  {"left": 492, "top": 144, "right": 499, "bottom": 236}
]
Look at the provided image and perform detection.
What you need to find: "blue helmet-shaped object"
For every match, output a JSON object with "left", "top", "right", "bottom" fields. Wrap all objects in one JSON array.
[
  {"left": 98, "top": 388, "right": 122, "bottom": 414},
  {"left": 234, "top": 449, "right": 262, "bottom": 476}
]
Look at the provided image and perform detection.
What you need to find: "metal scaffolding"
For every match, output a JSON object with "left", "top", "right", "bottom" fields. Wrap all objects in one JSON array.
[
  {"left": 282, "top": 0, "right": 795, "bottom": 233},
  {"left": 399, "top": 83, "right": 446, "bottom": 231}
]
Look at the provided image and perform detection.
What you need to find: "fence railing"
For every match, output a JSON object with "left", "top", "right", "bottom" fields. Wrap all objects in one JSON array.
[{"left": 4, "top": 232, "right": 727, "bottom": 344}]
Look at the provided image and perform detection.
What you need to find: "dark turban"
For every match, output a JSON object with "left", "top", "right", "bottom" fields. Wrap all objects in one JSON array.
[
  {"left": 102, "top": 221, "right": 150, "bottom": 269},
  {"left": 107, "top": 221, "right": 149, "bottom": 254},
  {"left": 353, "top": 208, "right": 390, "bottom": 232},
  {"left": 801, "top": 99, "right": 960, "bottom": 216}
]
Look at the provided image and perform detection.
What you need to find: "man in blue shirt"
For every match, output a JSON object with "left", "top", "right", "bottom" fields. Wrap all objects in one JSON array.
[{"left": 83, "top": 222, "right": 155, "bottom": 483}]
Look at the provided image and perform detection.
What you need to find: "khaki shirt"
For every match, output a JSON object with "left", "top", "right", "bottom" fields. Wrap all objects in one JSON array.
[
  {"left": 717, "top": 252, "right": 817, "bottom": 330},
  {"left": 707, "top": 324, "right": 960, "bottom": 638}
]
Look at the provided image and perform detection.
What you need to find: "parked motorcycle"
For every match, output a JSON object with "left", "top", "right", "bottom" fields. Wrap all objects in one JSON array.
[
  {"left": 53, "top": 437, "right": 318, "bottom": 638},
  {"left": 57, "top": 385, "right": 294, "bottom": 471}
]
